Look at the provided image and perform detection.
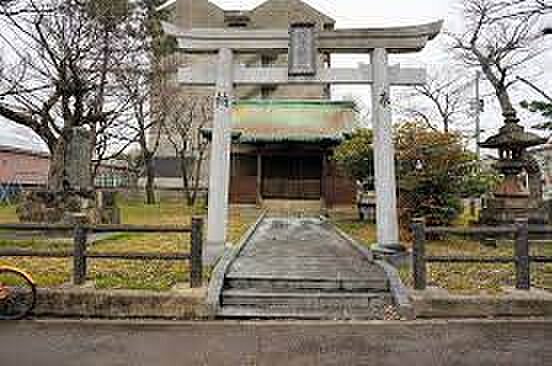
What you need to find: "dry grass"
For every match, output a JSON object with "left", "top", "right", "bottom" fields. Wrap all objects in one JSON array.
[
  {"left": 0, "top": 205, "right": 17, "bottom": 223},
  {"left": 330, "top": 206, "right": 377, "bottom": 245},
  {"left": 0, "top": 201, "right": 260, "bottom": 290}
]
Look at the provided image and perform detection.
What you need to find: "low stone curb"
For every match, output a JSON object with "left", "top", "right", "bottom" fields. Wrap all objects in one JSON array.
[
  {"left": 34, "top": 287, "right": 208, "bottom": 319},
  {"left": 411, "top": 287, "right": 552, "bottom": 318}
]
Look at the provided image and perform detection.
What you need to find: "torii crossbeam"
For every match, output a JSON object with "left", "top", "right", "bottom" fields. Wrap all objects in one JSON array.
[{"left": 163, "top": 21, "right": 442, "bottom": 262}]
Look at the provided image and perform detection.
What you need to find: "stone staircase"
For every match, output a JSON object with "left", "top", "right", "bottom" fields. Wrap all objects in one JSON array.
[
  {"left": 219, "top": 275, "right": 393, "bottom": 319},
  {"left": 217, "top": 217, "right": 395, "bottom": 320}
]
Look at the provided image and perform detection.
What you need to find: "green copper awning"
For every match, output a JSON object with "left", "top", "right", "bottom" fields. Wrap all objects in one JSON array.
[{"left": 203, "top": 100, "right": 358, "bottom": 144}]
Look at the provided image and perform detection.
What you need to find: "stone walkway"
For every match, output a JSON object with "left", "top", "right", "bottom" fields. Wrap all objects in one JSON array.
[{"left": 220, "top": 217, "right": 393, "bottom": 319}]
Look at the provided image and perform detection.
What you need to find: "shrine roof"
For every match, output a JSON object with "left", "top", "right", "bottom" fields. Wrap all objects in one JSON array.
[{"left": 205, "top": 100, "right": 358, "bottom": 144}]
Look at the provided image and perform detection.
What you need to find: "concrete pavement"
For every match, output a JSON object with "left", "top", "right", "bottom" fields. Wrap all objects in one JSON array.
[{"left": 1, "top": 319, "right": 551, "bottom": 365}]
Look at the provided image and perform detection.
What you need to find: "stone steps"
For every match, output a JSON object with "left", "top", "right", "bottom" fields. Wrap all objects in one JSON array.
[
  {"left": 217, "top": 217, "right": 395, "bottom": 320},
  {"left": 222, "top": 289, "right": 390, "bottom": 308},
  {"left": 225, "top": 276, "right": 389, "bottom": 292},
  {"left": 219, "top": 295, "right": 393, "bottom": 320}
]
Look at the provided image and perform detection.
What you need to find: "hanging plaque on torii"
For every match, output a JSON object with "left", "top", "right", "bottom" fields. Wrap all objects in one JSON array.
[
  {"left": 288, "top": 23, "right": 317, "bottom": 77},
  {"left": 163, "top": 20, "right": 443, "bottom": 262}
]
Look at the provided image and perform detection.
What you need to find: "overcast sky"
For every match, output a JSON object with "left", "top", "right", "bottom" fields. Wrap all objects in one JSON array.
[{"left": 0, "top": 0, "right": 550, "bottom": 152}]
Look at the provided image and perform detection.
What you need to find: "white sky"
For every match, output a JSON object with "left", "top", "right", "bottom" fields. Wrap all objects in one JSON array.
[{"left": 0, "top": 0, "right": 549, "bottom": 152}]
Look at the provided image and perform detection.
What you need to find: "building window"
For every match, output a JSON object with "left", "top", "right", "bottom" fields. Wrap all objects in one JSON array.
[{"left": 95, "top": 172, "right": 128, "bottom": 189}]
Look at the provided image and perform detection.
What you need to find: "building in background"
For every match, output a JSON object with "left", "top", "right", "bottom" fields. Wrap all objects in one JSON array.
[
  {"left": 0, "top": 145, "right": 49, "bottom": 188},
  {"left": 152, "top": 0, "right": 357, "bottom": 207},
  {"left": 0, "top": 144, "right": 132, "bottom": 202}
]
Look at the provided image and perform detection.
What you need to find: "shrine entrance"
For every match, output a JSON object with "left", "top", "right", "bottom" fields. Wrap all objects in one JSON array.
[
  {"left": 262, "top": 154, "right": 322, "bottom": 200},
  {"left": 164, "top": 17, "right": 443, "bottom": 258}
]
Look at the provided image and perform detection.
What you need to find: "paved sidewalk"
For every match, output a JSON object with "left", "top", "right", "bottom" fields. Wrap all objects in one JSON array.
[{"left": 1, "top": 319, "right": 551, "bottom": 365}]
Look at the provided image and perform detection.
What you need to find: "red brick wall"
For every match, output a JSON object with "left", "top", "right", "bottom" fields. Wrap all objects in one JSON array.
[{"left": 0, "top": 150, "right": 49, "bottom": 185}]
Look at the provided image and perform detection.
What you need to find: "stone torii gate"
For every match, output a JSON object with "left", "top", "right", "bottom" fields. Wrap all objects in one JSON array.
[{"left": 164, "top": 21, "right": 442, "bottom": 261}]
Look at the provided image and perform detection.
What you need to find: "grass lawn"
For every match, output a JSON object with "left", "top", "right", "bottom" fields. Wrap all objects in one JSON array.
[
  {"left": 0, "top": 201, "right": 260, "bottom": 290},
  {"left": 0, "top": 204, "right": 17, "bottom": 223},
  {"left": 331, "top": 210, "right": 377, "bottom": 245},
  {"left": 331, "top": 209, "right": 552, "bottom": 295}
]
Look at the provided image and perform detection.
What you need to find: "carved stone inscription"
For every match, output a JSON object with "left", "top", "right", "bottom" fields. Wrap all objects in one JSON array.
[
  {"left": 64, "top": 126, "right": 92, "bottom": 193},
  {"left": 289, "top": 23, "right": 316, "bottom": 76}
]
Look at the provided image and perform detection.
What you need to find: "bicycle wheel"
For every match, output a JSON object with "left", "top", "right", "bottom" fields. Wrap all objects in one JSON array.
[{"left": 0, "top": 268, "right": 36, "bottom": 320}]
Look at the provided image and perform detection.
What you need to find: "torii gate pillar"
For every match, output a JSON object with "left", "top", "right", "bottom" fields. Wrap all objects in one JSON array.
[
  {"left": 205, "top": 48, "right": 234, "bottom": 262},
  {"left": 371, "top": 48, "right": 403, "bottom": 254}
]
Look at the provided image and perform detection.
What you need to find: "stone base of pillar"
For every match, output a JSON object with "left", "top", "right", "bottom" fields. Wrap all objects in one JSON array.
[
  {"left": 371, "top": 243, "right": 407, "bottom": 256},
  {"left": 371, "top": 243, "right": 410, "bottom": 266}
]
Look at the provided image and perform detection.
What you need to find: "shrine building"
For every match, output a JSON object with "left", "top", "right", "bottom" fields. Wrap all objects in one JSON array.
[{"left": 203, "top": 100, "right": 357, "bottom": 207}]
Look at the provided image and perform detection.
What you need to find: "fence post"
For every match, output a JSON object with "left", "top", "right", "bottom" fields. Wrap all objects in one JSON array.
[
  {"left": 73, "top": 219, "right": 88, "bottom": 286},
  {"left": 514, "top": 217, "right": 530, "bottom": 290},
  {"left": 190, "top": 217, "right": 203, "bottom": 288},
  {"left": 412, "top": 217, "right": 427, "bottom": 290}
]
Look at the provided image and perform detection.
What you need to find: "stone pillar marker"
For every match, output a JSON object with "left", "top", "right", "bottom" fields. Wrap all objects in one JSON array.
[
  {"left": 205, "top": 47, "right": 234, "bottom": 263},
  {"left": 64, "top": 126, "right": 92, "bottom": 193},
  {"left": 371, "top": 48, "right": 402, "bottom": 254}
]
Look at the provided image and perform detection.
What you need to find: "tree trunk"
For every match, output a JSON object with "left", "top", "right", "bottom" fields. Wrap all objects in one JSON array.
[
  {"left": 191, "top": 154, "right": 205, "bottom": 207},
  {"left": 179, "top": 151, "right": 194, "bottom": 206},
  {"left": 496, "top": 86, "right": 516, "bottom": 117},
  {"left": 144, "top": 154, "right": 156, "bottom": 204},
  {"left": 478, "top": 59, "right": 516, "bottom": 118},
  {"left": 47, "top": 137, "right": 66, "bottom": 192},
  {"left": 443, "top": 118, "right": 449, "bottom": 134}
]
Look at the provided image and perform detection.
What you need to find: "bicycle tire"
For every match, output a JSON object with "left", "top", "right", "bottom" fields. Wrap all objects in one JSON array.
[{"left": 0, "top": 268, "right": 37, "bottom": 320}]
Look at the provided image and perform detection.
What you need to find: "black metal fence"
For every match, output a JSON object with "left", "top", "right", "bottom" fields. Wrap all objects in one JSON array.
[
  {"left": 0, "top": 218, "right": 204, "bottom": 288},
  {"left": 411, "top": 218, "right": 552, "bottom": 291}
]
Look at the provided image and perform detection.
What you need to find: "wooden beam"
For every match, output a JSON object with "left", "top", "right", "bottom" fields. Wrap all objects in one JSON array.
[{"left": 176, "top": 64, "right": 426, "bottom": 86}]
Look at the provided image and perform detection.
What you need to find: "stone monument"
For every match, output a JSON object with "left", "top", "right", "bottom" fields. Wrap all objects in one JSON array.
[
  {"left": 479, "top": 111, "right": 548, "bottom": 225},
  {"left": 17, "top": 126, "right": 120, "bottom": 224}
]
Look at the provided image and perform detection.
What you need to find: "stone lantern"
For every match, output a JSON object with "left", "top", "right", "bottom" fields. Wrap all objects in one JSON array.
[{"left": 479, "top": 111, "right": 548, "bottom": 224}]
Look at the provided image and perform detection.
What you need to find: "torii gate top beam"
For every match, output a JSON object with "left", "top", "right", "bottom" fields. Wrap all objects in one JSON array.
[{"left": 163, "top": 20, "right": 443, "bottom": 54}]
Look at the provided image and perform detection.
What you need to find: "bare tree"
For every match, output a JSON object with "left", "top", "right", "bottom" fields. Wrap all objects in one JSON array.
[
  {"left": 112, "top": 0, "right": 177, "bottom": 205},
  {"left": 489, "top": 0, "right": 552, "bottom": 20},
  {"left": 402, "top": 67, "right": 474, "bottom": 133},
  {"left": 449, "top": 0, "right": 548, "bottom": 120},
  {"left": 163, "top": 94, "right": 212, "bottom": 206},
  {"left": 114, "top": 53, "right": 166, "bottom": 205},
  {"left": 0, "top": 0, "right": 132, "bottom": 191}
]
